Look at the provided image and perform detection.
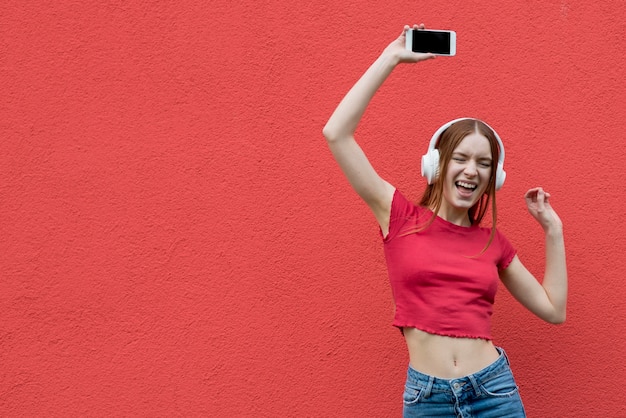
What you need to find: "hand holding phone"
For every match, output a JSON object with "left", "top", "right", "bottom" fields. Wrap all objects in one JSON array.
[{"left": 405, "top": 29, "right": 456, "bottom": 56}]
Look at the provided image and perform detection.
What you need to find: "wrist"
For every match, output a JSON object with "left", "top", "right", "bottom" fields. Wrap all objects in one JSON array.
[
  {"left": 544, "top": 224, "right": 564, "bottom": 238},
  {"left": 380, "top": 46, "right": 402, "bottom": 67}
]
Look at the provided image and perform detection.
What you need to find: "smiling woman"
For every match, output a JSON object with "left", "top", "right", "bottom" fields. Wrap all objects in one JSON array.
[
  {"left": 322, "top": 24, "right": 567, "bottom": 418},
  {"left": 420, "top": 118, "right": 504, "bottom": 230}
]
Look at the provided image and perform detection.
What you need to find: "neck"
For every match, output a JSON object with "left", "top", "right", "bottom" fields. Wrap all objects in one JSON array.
[{"left": 434, "top": 203, "right": 472, "bottom": 227}]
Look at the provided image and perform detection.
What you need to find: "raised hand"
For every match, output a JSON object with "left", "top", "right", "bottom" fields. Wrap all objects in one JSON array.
[
  {"left": 383, "top": 24, "right": 436, "bottom": 64},
  {"left": 524, "top": 187, "right": 563, "bottom": 233}
]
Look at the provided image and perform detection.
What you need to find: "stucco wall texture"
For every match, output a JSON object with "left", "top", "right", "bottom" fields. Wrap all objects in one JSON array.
[{"left": 2, "top": 1, "right": 626, "bottom": 417}]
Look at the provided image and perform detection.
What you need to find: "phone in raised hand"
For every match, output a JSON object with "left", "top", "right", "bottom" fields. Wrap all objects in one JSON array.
[{"left": 405, "top": 29, "right": 456, "bottom": 56}]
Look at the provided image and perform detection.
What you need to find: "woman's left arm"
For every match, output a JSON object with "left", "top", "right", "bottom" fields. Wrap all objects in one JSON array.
[{"left": 499, "top": 187, "right": 568, "bottom": 324}]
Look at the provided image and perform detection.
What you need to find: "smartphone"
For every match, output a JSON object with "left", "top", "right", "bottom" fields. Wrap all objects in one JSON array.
[{"left": 405, "top": 29, "right": 456, "bottom": 56}]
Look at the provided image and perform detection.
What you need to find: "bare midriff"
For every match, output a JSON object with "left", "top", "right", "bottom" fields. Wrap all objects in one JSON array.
[{"left": 403, "top": 327, "right": 500, "bottom": 379}]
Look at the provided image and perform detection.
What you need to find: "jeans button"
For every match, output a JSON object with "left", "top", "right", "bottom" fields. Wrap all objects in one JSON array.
[{"left": 453, "top": 382, "right": 460, "bottom": 390}]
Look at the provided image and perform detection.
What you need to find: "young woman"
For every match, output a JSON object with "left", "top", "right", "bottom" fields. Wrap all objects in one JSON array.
[{"left": 322, "top": 24, "right": 567, "bottom": 417}]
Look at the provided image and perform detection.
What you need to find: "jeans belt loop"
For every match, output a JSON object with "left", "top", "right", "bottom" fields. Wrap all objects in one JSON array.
[
  {"left": 423, "top": 376, "right": 434, "bottom": 399},
  {"left": 468, "top": 374, "right": 481, "bottom": 397}
]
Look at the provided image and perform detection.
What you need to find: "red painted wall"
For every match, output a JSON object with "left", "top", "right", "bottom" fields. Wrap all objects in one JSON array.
[{"left": 2, "top": 1, "right": 625, "bottom": 416}]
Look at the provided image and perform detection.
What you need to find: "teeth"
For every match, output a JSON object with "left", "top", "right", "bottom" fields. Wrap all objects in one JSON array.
[{"left": 457, "top": 181, "right": 477, "bottom": 189}]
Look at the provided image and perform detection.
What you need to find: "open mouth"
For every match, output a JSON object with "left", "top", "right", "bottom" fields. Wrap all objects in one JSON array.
[{"left": 455, "top": 181, "right": 477, "bottom": 196}]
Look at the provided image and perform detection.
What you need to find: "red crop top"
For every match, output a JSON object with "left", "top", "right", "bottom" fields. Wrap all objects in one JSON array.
[{"left": 382, "top": 189, "right": 516, "bottom": 340}]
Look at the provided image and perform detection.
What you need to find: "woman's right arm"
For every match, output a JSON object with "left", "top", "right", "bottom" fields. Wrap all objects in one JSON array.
[{"left": 322, "top": 25, "right": 434, "bottom": 235}]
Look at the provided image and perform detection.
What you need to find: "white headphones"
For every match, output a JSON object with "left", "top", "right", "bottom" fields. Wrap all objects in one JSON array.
[{"left": 421, "top": 118, "right": 507, "bottom": 191}]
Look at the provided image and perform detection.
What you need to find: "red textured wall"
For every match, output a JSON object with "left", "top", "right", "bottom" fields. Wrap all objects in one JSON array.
[{"left": 2, "top": 1, "right": 626, "bottom": 416}]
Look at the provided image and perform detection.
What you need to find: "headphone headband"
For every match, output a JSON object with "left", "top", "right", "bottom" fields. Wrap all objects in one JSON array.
[{"left": 421, "top": 118, "right": 507, "bottom": 190}]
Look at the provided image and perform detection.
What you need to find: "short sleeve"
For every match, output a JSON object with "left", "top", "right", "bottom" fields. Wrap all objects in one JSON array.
[
  {"left": 383, "top": 189, "right": 418, "bottom": 242},
  {"left": 495, "top": 229, "right": 517, "bottom": 270}
]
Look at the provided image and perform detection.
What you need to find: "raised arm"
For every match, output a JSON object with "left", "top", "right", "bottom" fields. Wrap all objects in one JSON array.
[
  {"left": 322, "top": 25, "right": 434, "bottom": 236},
  {"left": 500, "top": 188, "right": 568, "bottom": 324}
]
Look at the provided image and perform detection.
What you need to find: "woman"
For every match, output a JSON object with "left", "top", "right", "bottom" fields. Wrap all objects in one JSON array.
[{"left": 322, "top": 24, "right": 567, "bottom": 417}]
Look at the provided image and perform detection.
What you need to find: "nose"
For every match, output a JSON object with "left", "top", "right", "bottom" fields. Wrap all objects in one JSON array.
[{"left": 463, "top": 161, "right": 478, "bottom": 177}]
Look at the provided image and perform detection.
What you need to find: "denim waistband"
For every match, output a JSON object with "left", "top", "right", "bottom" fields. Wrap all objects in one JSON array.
[{"left": 406, "top": 347, "right": 511, "bottom": 398}]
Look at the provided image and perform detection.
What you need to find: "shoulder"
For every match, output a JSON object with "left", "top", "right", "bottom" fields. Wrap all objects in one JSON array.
[
  {"left": 385, "top": 189, "right": 427, "bottom": 241},
  {"left": 493, "top": 227, "right": 512, "bottom": 245},
  {"left": 390, "top": 189, "right": 431, "bottom": 219}
]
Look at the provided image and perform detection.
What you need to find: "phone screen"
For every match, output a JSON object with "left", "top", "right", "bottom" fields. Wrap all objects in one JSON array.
[{"left": 411, "top": 30, "right": 451, "bottom": 55}]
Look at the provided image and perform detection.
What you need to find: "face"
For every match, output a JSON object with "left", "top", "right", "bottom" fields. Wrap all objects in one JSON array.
[{"left": 439, "top": 132, "right": 493, "bottom": 224}]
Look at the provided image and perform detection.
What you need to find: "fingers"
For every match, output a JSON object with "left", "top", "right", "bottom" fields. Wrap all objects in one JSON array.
[
  {"left": 524, "top": 187, "right": 548, "bottom": 200},
  {"left": 524, "top": 188, "right": 562, "bottom": 231},
  {"left": 525, "top": 187, "right": 552, "bottom": 213},
  {"left": 403, "top": 23, "right": 426, "bottom": 33},
  {"left": 534, "top": 189, "right": 545, "bottom": 212},
  {"left": 399, "top": 24, "right": 435, "bottom": 62},
  {"left": 524, "top": 187, "right": 539, "bottom": 200}
]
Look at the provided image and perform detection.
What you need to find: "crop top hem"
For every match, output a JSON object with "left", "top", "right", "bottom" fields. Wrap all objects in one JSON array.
[{"left": 393, "top": 323, "right": 493, "bottom": 341}]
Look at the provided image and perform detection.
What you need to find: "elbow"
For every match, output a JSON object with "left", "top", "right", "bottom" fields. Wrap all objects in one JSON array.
[
  {"left": 547, "top": 311, "right": 567, "bottom": 325},
  {"left": 322, "top": 124, "right": 337, "bottom": 142},
  {"left": 322, "top": 121, "right": 347, "bottom": 143}
]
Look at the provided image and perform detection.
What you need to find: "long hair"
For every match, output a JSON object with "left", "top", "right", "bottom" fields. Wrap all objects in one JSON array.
[{"left": 408, "top": 119, "right": 501, "bottom": 252}]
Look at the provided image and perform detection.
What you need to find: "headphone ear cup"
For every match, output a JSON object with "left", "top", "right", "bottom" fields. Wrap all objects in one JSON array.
[
  {"left": 495, "top": 163, "right": 506, "bottom": 190},
  {"left": 421, "top": 149, "right": 440, "bottom": 185}
]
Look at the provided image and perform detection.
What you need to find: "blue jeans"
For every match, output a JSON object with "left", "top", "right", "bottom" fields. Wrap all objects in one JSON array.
[{"left": 403, "top": 347, "right": 526, "bottom": 417}]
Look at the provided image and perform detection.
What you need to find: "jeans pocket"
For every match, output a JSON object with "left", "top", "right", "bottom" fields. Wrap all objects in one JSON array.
[
  {"left": 403, "top": 383, "right": 423, "bottom": 405},
  {"left": 479, "top": 373, "right": 519, "bottom": 398}
]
